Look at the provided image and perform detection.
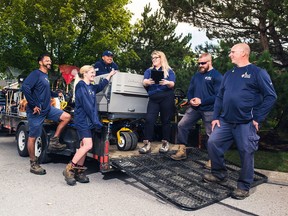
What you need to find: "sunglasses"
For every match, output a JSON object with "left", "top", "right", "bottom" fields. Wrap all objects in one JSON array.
[{"left": 198, "top": 62, "right": 207, "bottom": 65}]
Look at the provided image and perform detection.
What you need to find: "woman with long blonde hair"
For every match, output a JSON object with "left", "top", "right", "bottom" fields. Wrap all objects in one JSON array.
[
  {"left": 63, "top": 65, "right": 116, "bottom": 186},
  {"left": 140, "top": 50, "right": 176, "bottom": 154}
]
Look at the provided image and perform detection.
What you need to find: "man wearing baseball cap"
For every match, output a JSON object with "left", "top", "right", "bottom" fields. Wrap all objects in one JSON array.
[{"left": 93, "top": 50, "right": 119, "bottom": 76}]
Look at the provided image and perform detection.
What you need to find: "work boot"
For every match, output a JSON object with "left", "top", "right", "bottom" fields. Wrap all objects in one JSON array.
[
  {"left": 170, "top": 144, "right": 187, "bottom": 160},
  {"left": 30, "top": 157, "right": 46, "bottom": 175},
  {"left": 204, "top": 160, "right": 211, "bottom": 169},
  {"left": 231, "top": 188, "right": 249, "bottom": 200},
  {"left": 203, "top": 173, "right": 227, "bottom": 183},
  {"left": 159, "top": 140, "right": 170, "bottom": 153},
  {"left": 139, "top": 140, "right": 151, "bottom": 154},
  {"left": 48, "top": 137, "right": 66, "bottom": 151},
  {"left": 74, "top": 166, "right": 90, "bottom": 183},
  {"left": 63, "top": 162, "right": 76, "bottom": 186}
]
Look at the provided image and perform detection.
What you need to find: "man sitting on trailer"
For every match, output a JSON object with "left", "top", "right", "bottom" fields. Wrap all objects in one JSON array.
[{"left": 22, "top": 53, "right": 71, "bottom": 175}]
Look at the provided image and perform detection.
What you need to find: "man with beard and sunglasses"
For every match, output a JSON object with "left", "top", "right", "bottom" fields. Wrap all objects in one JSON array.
[
  {"left": 22, "top": 53, "right": 71, "bottom": 175},
  {"left": 170, "top": 53, "right": 223, "bottom": 168}
]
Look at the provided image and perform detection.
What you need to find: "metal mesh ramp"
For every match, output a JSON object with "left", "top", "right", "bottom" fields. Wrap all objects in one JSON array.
[{"left": 111, "top": 147, "right": 267, "bottom": 211}]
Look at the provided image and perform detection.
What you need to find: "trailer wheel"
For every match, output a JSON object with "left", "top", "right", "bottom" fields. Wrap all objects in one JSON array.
[
  {"left": 36, "top": 130, "right": 52, "bottom": 164},
  {"left": 16, "top": 125, "right": 29, "bottom": 157},
  {"left": 129, "top": 132, "right": 138, "bottom": 150},
  {"left": 117, "top": 132, "right": 132, "bottom": 151}
]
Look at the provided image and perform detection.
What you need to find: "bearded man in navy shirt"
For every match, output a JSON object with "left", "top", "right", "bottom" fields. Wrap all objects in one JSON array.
[
  {"left": 22, "top": 54, "right": 71, "bottom": 175},
  {"left": 203, "top": 43, "right": 277, "bottom": 200},
  {"left": 171, "top": 53, "right": 223, "bottom": 169}
]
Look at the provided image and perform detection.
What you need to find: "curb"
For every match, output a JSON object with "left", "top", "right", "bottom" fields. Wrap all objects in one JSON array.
[{"left": 255, "top": 169, "right": 288, "bottom": 185}]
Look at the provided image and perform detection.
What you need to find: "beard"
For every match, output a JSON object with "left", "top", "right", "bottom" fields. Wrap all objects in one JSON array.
[
  {"left": 199, "top": 66, "right": 208, "bottom": 73},
  {"left": 43, "top": 63, "right": 51, "bottom": 70}
]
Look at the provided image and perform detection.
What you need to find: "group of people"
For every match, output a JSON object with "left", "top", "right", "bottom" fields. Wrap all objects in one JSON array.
[{"left": 22, "top": 43, "right": 277, "bottom": 200}]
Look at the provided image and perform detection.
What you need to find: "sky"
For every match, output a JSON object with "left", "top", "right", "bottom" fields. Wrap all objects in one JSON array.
[{"left": 125, "top": 0, "right": 214, "bottom": 49}]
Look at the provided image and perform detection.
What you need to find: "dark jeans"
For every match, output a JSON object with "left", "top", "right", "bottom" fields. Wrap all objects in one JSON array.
[
  {"left": 144, "top": 90, "right": 175, "bottom": 142},
  {"left": 207, "top": 120, "right": 260, "bottom": 191},
  {"left": 177, "top": 107, "right": 213, "bottom": 145}
]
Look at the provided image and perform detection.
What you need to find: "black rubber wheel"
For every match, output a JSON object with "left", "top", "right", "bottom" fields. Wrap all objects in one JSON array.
[
  {"left": 16, "top": 125, "right": 29, "bottom": 157},
  {"left": 129, "top": 132, "right": 138, "bottom": 150},
  {"left": 117, "top": 132, "right": 132, "bottom": 151},
  {"left": 37, "top": 130, "right": 52, "bottom": 164}
]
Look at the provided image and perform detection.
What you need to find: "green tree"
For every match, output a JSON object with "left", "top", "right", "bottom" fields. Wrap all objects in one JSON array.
[
  {"left": 0, "top": 0, "right": 131, "bottom": 77},
  {"left": 159, "top": 0, "right": 288, "bottom": 66}
]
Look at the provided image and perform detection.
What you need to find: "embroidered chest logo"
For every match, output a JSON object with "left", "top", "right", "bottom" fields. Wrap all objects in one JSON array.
[
  {"left": 45, "top": 77, "right": 50, "bottom": 83},
  {"left": 205, "top": 76, "right": 212, "bottom": 80},
  {"left": 241, "top": 72, "right": 251, "bottom": 79},
  {"left": 88, "top": 89, "right": 94, "bottom": 96}
]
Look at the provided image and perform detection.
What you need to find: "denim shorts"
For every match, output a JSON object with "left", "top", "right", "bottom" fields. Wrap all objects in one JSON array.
[{"left": 27, "top": 106, "right": 63, "bottom": 137}]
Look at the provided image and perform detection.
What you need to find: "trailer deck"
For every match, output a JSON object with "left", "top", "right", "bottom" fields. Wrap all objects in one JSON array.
[{"left": 111, "top": 147, "right": 267, "bottom": 211}]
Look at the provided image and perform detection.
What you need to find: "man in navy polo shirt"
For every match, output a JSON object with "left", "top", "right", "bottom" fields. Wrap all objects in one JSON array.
[
  {"left": 94, "top": 50, "right": 119, "bottom": 76},
  {"left": 203, "top": 43, "right": 277, "bottom": 200}
]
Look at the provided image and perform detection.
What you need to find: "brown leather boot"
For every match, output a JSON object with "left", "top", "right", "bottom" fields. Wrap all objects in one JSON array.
[
  {"left": 63, "top": 162, "right": 76, "bottom": 186},
  {"left": 170, "top": 144, "right": 187, "bottom": 160},
  {"left": 74, "top": 166, "right": 90, "bottom": 183},
  {"left": 30, "top": 157, "right": 46, "bottom": 175}
]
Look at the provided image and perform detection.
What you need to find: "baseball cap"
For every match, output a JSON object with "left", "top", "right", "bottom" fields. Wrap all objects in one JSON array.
[{"left": 102, "top": 50, "right": 114, "bottom": 57}]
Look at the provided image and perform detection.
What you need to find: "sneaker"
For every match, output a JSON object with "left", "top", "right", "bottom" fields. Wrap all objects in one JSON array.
[
  {"left": 63, "top": 162, "right": 76, "bottom": 186},
  {"left": 159, "top": 140, "right": 169, "bottom": 153},
  {"left": 231, "top": 188, "right": 249, "bottom": 200},
  {"left": 30, "top": 158, "right": 46, "bottom": 175},
  {"left": 139, "top": 140, "right": 151, "bottom": 154},
  {"left": 203, "top": 173, "right": 227, "bottom": 183},
  {"left": 74, "top": 166, "right": 90, "bottom": 183},
  {"left": 48, "top": 137, "right": 66, "bottom": 151}
]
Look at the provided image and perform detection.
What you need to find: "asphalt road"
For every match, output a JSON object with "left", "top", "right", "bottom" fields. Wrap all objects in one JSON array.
[{"left": 1, "top": 133, "right": 288, "bottom": 216}]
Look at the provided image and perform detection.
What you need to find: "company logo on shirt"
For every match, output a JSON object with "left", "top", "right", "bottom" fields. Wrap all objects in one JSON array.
[
  {"left": 95, "top": 68, "right": 99, "bottom": 71},
  {"left": 88, "top": 89, "right": 95, "bottom": 96},
  {"left": 45, "top": 77, "right": 50, "bottom": 83},
  {"left": 205, "top": 76, "right": 212, "bottom": 80},
  {"left": 241, "top": 72, "right": 251, "bottom": 79}
]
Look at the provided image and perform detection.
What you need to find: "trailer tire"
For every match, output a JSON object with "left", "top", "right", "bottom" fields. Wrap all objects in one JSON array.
[
  {"left": 36, "top": 130, "right": 52, "bottom": 164},
  {"left": 16, "top": 125, "right": 29, "bottom": 157},
  {"left": 117, "top": 132, "right": 132, "bottom": 151},
  {"left": 129, "top": 132, "right": 138, "bottom": 150}
]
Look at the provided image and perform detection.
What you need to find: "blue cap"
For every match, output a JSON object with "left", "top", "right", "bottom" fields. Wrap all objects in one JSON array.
[{"left": 102, "top": 50, "right": 113, "bottom": 57}]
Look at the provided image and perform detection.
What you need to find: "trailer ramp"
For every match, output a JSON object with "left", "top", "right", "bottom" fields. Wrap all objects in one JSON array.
[{"left": 111, "top": 147, "right": 267, "bottom": 211}]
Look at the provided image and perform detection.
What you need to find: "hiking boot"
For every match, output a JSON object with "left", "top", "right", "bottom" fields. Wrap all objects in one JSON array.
[
  {"left": 30, "top": 158, "right": 46, "bottom": 175},
  {"left": 231, "top": 188, "right": 249, "bottom": 200},
  {"left": 74, "top": 166, "right": 90, "bottom": 183},
  {"left": 48, "top": 137, "right": 66, "bottom": 151},
  {"left": 170, "top": 144, "right": 187, "bottom": 160},
  {"left": 139, "top": 140, "right": 151, "bottom": 154},
  {"left": 204, "top": 160, "right": 211, "bottom": 169},
  {"left": 159, "top": 140, "right": 170, "bottom": 153},
  {"left": 203, "top": 173, "right": 227, "bottom": 183},
  {"left": 63, "top": 162, "right": 76, "bottom": 186}
]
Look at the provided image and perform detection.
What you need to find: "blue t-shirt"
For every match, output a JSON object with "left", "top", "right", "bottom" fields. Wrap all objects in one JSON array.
[
  {"left": 74, "top": 79, "right": 108, "bottom": 130},
  {"left": 22, "top": 69, "right": 58, "bottom": 115},
  {"left": 213, "top": 64, "right": 277, "bottom": 123},
  {"left": 94, "top": 59, "right": 119, "bottom": 76},
  {"left": 187, "top": 68, "right": 223, "bottom": 111},
  {"left": 143, "top": 67, "right": 176, "bottom": 96}
]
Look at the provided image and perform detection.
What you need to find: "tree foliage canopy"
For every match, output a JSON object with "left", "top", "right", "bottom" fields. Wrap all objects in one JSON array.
[
  {"left": 0, "top": 0, "right": 131, "bottom": 76},
  {"left": 159, "top": 0, "right": 288, "bottom": 66}
]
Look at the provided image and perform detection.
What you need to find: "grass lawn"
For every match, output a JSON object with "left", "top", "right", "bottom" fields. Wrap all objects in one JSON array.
[{"left": 225, "top": 149, "right": 288, "bottom": 173}]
